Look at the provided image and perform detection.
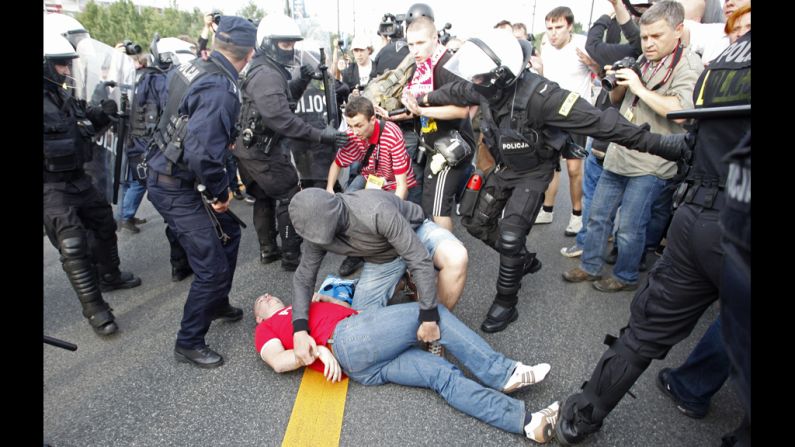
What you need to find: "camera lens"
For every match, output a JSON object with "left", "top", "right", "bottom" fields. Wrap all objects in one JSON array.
[{"left": 601, "top": 75, "right": 617, "bottom": 91}]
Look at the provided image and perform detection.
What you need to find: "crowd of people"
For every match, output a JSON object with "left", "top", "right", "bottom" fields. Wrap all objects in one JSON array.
[{"left": 43, "top": 0, "right": 750, "bottom": 444}]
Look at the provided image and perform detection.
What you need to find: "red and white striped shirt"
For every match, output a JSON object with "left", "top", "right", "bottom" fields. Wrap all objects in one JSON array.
[{"left": 334, "top": 120, "right": 417, "bottom": 191}]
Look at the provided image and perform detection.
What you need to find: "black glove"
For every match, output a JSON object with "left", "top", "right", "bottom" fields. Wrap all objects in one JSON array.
[
  {"left": 319, "top": 127, "right": 349, "bottom": 149},
  {"left": 650, "top": 133, "right": 691, "bottom": 162},
  {"left": 562, "top": 140, "right": 588, "bottom": 159},
  {"left": 300, "top": 64, "right": 317, "bottom": 82},
  {"left": 100, "top": 99, "right": 118, "bottom": 117}
]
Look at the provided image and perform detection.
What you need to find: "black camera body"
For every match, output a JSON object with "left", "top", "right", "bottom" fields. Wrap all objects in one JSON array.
[
  {"left": 122, "top": 40, "right": 142, "bottom": 56},
  {"left": 601, "top": 57, "right": 641, "bottom": 91},
  {"left": 379, "top": 13, "right": 406, "bottom": 39},
  {"left": 212, "top": 12, "right": 221, "bottom": 25},
  {"left": 438, "top": 23, "right": 453, "bottom": 46}
]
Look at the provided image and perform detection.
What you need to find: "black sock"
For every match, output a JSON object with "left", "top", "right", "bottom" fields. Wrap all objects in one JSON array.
[
  {"left": 542, "top": 205, "right": 553, "bottom": 213},
  {"left": 524, "top": 411, "right": 533, "bottom": 427},
  {"left": 572, "top": 209, "right": 582, "bottom": 216}
]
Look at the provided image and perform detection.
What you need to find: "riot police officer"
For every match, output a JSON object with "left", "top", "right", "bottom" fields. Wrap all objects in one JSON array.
[
  {"left": 128, "top": 36, "right": 193, "bottom": 282},
  {"left": 555, "top": 31, "right": 751, "bottom": 445},
  {"left": 43, "top": 33, "right": 142, "bottom": 336},
  {"left": 146, "top": 16, "right": 257, "bottom": 368},
  {"left": 417, "top": 30, "right": 687, "bottom": 333},
  {"left": 234, "top": 14, "right": 348, "bottom": 271}
]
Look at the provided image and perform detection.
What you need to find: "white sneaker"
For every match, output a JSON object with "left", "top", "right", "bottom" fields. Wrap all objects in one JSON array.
[
  {"left": 502, "top": 362, "right": 551, "bottom": 393},
  {"left": 560, "top": 244, "right": 584, "bottom": 258},
  {"left": 565, "top": 214, "right": 582, "bottom": 236},
  {"left": 525, "top": 401, "right": 560, "bottom": 443},
  {"left": 535, "top": 209, "right": 554, "bottom": 224}
]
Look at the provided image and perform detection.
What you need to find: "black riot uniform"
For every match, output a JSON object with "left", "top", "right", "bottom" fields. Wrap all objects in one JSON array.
[
  {"left": 555, "top": 31, "right": 751, "bottom": 445},
  {"left": 234, "top": 52, "right": 335, "bottom": 270},
  {"left": 425, "top": 38, "right": 681, "bottom": 333},
  {"left": 43, "top": 51, "right": 142, "bottom": 336}
]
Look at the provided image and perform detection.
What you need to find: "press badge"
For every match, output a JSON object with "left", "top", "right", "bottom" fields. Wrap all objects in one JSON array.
[
  {"left": 623, "top": 107, "right": 634, "bottom": 122},
  {"left": 365, "top": 175, "right": 386, "bottom": 190}
]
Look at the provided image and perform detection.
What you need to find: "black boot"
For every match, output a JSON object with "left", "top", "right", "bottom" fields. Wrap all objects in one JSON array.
[
  {"left": 481, "top": 253, "right": 525, "bottom": 333},
  {"left": 171, "top": 258, "right": 193, "bottom": 282},
  {"left": 260, "top": 239, "right": 282, "bottom": 264},
  {"left": 63, "top": 257, "right": 118, "bottom": 336},
  {"left": 281, "top": 251, "right": 301, "bottom": 272},
  {"left": 97, "top": 243, "right": 142, "bottom": 292},
  {"left": 280, "top": 222, "right": 302, "bottom": 272}
]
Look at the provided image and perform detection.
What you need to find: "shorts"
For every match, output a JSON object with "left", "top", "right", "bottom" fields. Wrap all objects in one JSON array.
[
  {"left": 415, "top": 219, "right": 462, "bottom": 258},
  {"left": 562, "top": 133, "right": 588, "bottom": 160},
  {"left": 421, "top": 160, "right": 471, "bottom": 217}
]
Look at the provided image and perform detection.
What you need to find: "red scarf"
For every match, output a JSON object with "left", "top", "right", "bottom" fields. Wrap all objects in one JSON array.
[{"left": 403, "top": 44, "right": 446, "bottom": 103}]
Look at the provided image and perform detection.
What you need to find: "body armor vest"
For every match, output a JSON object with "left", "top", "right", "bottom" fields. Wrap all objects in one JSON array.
[
  {"left": 130, "top": 67, "right": 166, "bottom": 139},
  {"left": 236, "top": 56, "right": 293, "bottom": 154},
  {"left": 43, "top": 88, "right": 96, "bottom": 174},
  {"left": 151, "top": 57, "right": 234, "bottom": 171},
  {"left": 481, "top": 72, "right": 564, "bottom": 173}
]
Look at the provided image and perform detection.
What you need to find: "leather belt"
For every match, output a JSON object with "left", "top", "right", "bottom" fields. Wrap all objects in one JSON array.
[{"left": 153, "top": 172, "right": 195, "bottom": 189}]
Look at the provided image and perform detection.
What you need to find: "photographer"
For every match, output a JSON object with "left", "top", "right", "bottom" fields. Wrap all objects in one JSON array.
[
  {"left": 563, "top": 1, "right": 704, "bottom": 293},
  {"left": 197, "top": 9, "right": 221, "bottom": 60},
  {"left": 341, "top": 36, "right": 374, "bottom": 95}
]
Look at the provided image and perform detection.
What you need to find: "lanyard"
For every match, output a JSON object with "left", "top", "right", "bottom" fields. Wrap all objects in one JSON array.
[{"left": 631, "top": 42, "right": 684, "bottom": 108}]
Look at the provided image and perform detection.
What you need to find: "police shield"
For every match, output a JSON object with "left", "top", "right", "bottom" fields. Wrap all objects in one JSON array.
[
  {"left": 290, "top": 43, "right": 339, "bottom": 183},
  {"left": 73, "top": 38, "right": 137, "bottom": 203},
  {"left": 156, "top": 37, "right": 198, "bottom": 66}
]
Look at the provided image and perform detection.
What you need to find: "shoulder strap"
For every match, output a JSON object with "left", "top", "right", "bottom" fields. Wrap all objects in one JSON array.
[
  {"left": 156, "top": 58, "right": 229, "bottom": 134},
  {"left": 361, "top": 118, "right": 386, "bottom": 169}
]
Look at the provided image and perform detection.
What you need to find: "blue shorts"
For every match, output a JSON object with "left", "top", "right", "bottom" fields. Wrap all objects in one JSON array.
[{"left": 415, "top": 219, "right": 462, "bottom": 258}]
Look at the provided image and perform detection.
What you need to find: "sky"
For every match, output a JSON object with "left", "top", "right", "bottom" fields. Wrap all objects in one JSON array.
[{"left": 134, "top": 0, "right": 615, "bottom": 42}]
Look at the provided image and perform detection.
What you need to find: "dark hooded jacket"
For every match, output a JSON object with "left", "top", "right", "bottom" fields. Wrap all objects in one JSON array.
[{"left": 289, "top": 189, "right": 439, "bottom": 331}]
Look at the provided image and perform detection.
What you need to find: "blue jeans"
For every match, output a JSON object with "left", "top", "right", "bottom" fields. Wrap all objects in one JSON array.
[
  {"left": 351, "top": 220, "right": 460, "bottom": 311},
  {"left": 332, "top": 303, "right": 525, "bottom": 433},
  {"left": 117, "top": 166, "right": 146, "bottom": 220},
  {"left": 575, "top": 151, "right": 605, "bottom": 249},
  {"left": 346, "top": 173, "right": 366, "bottom": 192},
  {"left": 581, "top": 170, "right": 667, "bottom": 284},
  {"left": 225, "top": 151, "right": 240, "bottom": 191},
  {"left": 666, "top": 317, "right": 730, "bottom": 412}
]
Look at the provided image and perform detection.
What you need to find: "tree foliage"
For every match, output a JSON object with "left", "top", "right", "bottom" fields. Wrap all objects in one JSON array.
[
  {"left": 77, "top": 0, "right": 205, "bottom": 49},
  {"left": 237, "top": 1, "right": 265, "bottom": 23}
]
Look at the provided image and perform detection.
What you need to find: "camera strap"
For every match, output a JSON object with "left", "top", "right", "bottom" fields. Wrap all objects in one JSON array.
[{"left": 632, "top": 43, "right": 684, "bottom": 108}]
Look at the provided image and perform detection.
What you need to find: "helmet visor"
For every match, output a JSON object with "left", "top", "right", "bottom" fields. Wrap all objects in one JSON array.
[{"left": 442, "top": 40, "right": 499, "bottom": 84}]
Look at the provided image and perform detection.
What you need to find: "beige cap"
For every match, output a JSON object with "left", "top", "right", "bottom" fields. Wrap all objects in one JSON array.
[{"left": 350, "top": 35, "right": 371, "bottom": 50}]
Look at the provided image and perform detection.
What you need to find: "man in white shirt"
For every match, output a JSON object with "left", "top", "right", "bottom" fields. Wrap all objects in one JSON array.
[{"left": 533, "top": 7, "right": 594, "bottom": 237}]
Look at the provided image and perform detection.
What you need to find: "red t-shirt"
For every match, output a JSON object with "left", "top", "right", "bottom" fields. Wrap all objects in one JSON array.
[
  {"left": 254, "top": 302, "right": 358, "bottom": 374},
  {"left": 334, "top": 120, "right": 417, "bottom": 191}
]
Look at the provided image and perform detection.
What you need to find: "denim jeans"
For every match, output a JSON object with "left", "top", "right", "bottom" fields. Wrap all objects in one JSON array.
[
  {"left": 117, "top": 166, "right": 146, "bottom": 220},
  {"left": 575, "top": 151, "right": 605, "bottom": 249},
  {"left": 225, "top": 151, "right": 240, "bottom": 191},
  {"left": 346, "top": 174, "right": 366, "bottom": 192},
  {"left": 332, "top": 303, "right": 525, "bottom": 433},
  {"left": 351, "top": 220, "right": 459, "bottom": 311},
  {"left": 581, "top": 170, "right": 667, "bottom": 284},
  {"left": 666, "top": 317, "right": 730, "bottom": 412}
]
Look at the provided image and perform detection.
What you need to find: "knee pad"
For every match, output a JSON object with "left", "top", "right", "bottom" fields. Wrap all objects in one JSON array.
[
  {"left": 496, "top": 229, "right": 526, "bottom": 256},
  {"left": 60, "top": 233, "right": 88, "bottom": 260}
]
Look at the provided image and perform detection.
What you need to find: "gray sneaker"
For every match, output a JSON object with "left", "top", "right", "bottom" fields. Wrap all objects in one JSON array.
[{"left": 560, "top": 244, "right": 583, "bottom": 258}]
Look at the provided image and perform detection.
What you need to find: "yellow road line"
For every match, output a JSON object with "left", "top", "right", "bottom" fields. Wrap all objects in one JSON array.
[{"left": 281, "top": 368, "right": 349, "bottom": 447}]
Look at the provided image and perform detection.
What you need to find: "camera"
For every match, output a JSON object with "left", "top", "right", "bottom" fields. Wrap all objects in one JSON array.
[
  {"left": 438, "top": 23, "right": 453, "bottom": 46},
  {"left": 212, "top": 11, "right": 221, "bottom": 25},
  {"left": 378, "top": 13, "right": 405, "bottom": 39},
  {"left": 601, "top": 57, "right": 641, "bottom": 91},
  {"left": 122, "top": 40, "right": 142, "bottom": 55}
]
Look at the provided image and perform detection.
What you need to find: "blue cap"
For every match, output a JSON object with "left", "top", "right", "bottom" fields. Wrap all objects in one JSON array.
[{"left": 215, "top": 16, "right": 257, "bottom": 48}]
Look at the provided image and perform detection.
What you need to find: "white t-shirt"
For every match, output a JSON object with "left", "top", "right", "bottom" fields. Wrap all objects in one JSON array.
[
  {"left": 357, "top": 61, "right": 373, "bottom": 86},
  {"left": 684, "top": 20, "right": 729, "bottom": 65},
  {"left": 540, "top": 34, "right": 592, "bottom": 103}
]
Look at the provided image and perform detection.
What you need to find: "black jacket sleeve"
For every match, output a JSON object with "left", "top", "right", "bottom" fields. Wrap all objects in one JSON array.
[
  {"left": 425, "top": 80, "right": 483, "bottom": 107},
  {"left": 586, "top": 15, "right": 641, "bottom": 68}
]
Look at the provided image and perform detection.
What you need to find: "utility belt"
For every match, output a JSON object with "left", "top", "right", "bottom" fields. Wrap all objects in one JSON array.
[
  {"left": 673, "top": 178, "right": 725, "bottom": 210},
  {"left": 240, "top": 128, "right": 282, "bottom": 155},
  {"left": 43, "top": 169, "right": 84, "bottom": 183},
  {"left": 150, "top": 171, "right": 196, "bottom": 189}
]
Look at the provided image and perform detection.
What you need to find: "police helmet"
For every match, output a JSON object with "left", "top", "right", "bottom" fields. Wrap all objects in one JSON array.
[
  {"left": 405, "top": 3, "right": 435, "bottom": 25},
  {"left": 256, "top": 14, "right": 304, "bottom": 64},
  {"left": 43, "top": 32, "right": 79, "bottom": 88},
  {"left": 443, "top": 30, "right": 523, "bottom": 95},
  {"left": 43, "top": 13, "right": 90, "bottom": 49}
]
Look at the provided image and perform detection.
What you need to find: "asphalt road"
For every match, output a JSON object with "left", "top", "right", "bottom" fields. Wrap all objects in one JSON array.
[{"left": 43, "top": 174, "right": 743, "bottom": 446}]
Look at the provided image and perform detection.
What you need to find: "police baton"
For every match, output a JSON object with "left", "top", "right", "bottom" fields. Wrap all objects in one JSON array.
[
  {"left": 112, "top": 91, "right": 130, "bottom": 205},
  {"left": 319, "top": 48, "right": 339, "bottom": 128},
  {"left": 196, "top": 184, "right": 248, "bottom": 228},
  {"left": 667, "top": 104, "right": 751, "bottom": 120}
]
